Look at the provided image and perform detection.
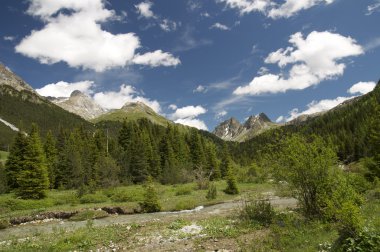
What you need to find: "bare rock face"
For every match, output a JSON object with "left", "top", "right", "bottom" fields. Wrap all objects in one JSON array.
[
  {"left": 0, "top": 63, "right": 35, "bottom": 93},
  {"left": 213, "top": 113, "right": 277, "bottom": 141},
  {"left": 50, "top": 90, "right": 106, "bottom": 120}
]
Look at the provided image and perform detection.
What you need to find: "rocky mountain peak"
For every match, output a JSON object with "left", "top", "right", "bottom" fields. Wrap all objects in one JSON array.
[
  {"left": 243, "top": 113, "right": 271, "bottom": 129},
  {"left": 0, "top": 63, "right": 35, "bottom": 93},
  {"left": 49, "top": 90, "right": 106, "bottom": 121},
  {"left": 121, "top": 101, "right": 156, "bottom": 115},
  {"left": 212, "top": 117, "right": 244, "bottom": 141}
]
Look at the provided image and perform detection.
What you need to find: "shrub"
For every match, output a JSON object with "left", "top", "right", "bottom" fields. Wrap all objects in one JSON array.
[
  {"left": 206, "top": 183, "right": 217, "bottom": 200},
  {"left": 175, "top": 186, "right": 193, "bottom": 196},
  {"left": 79, "top": 193, "right": 108, "bottom": 204},
  {"left": 139, "top": 177, "right": 161, "bottom": 213},
  {"left": 240, "top": 198, "right": 275, "bottom": 226},
  {"left": 174, "top": 199, "right": 196, "bottom": 211},
  {"left": 0, "top": 219, "right": 10, "bottom": 229},
  {"left": 224, "top": 166, "right": 239, "bottom": 195},
  {"left": 337, "top": 228, "right": 380, "bottom": 252}
]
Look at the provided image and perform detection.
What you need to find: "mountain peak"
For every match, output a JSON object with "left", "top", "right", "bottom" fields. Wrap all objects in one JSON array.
[
  {"left": 70, "top": 90, "right": 85, "bottom": 97},
  {"left": 0, "top": 63, "right": 35, "bottom": 93},
  {"left": 121, "top": 101, "right": 156, "bottom": 115}
]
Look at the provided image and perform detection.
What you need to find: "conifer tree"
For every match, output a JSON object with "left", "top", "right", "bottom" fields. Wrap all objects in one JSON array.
[
  {"left": 220, "top": 143, "right": 232, "bottom": 178},
  {"left": 129, "top": 132, "right": 149, "bottom": 183},
  {"left": 16, "top": 124, "right": 49, "bottom": 199},
  {"left": 44, "top": 131, "right": 58, "bottom": 188},
  {"left": 224, "top": 162, "right": 239, "bottom": 195},
  {"left": 5, "top": 131, "right": 28, "bottom": 189},
  {"left": 139, "top": 176, "right": 161, "bottom": 213},
  {"left": 94, "top": 155, "right": 120, "bottom": 188},
  {"left": 0, "top": 162, "right": 7, "bottom": 194},
  {"left": 189, "top": 129, "right": 206, "bottom": 170},
  {"left": 205, "top": 143, "right": 221, "bottom": 180}
]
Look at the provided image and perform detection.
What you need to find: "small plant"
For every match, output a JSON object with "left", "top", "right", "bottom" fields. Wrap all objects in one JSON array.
[
  {"left": 79, "top": 193, "right": 108, "bottom": 204},
  {"left": 337, "top": 227, "right": 380, "bottom": 252},
  {"left": 0, "top": 219, "right": 10, "bottom": 229},
  {"left": 224, "top": 166, "right": 239, "bottom": 195},
  {"left": 168, "top": 219, "right": 190, "bottom": 230},
  {"left": 240, "top": 198, "right": 275, "bottom": 226},
  {"left": 175, "top": 186, "right": 193, "bottom": 196},
  {"left": 69, "top": 209, "right": 109, "bottom": 221},
  {"left": 174, "top": 199, "right": 196, "bottom": 211},
  {"left": 139, "top": 177, "right": 161, "bottom": 213},
  {"left": 206, "top": 183, "right": 217, "bottom": 200}
]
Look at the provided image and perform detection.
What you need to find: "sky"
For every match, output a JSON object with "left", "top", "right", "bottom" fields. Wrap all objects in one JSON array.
[{"left": 0, "top": 0, "right": 379, "bottom": 131}]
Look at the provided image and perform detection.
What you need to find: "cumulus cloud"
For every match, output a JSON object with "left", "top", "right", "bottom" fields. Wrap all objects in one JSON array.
[
  {"left": 348, "top": 81, "right": 376, "bottom": 95},
  {"left": 93, "top": 84, "right": 161, "bottom": 112},
  {"left": 132, "top": 50, "right": 181, "bottom": 67},
  {"left": 218, "top": 0, "right": 334, "bottom": 19},
  {"left": 170, "top": 105, "right": 208, "bottom": 130},
  {"left": 234, "top": 31, "right": 363, "bottom": 95},
  {"left": 210, "top": 22, "right": 231, "bottom": 31},
  {"left": 278, "top": 81, "right": 376, "bottom": 122},
  {"left": 135, "top": 1, "right": 155, "bottom": 19},
  {"left": 168, "top": 104, "right": 177, "bottom": 110},
  {"left": 36, "top": 80, "right": 94, "bottom": 97},
  {"left": 16, "top": 0, "right": 179, "bottom": 71}
]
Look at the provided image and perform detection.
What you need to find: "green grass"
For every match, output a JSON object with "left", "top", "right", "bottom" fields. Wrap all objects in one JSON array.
[{"left": 0, "top": 181, "right": 273, "bottom": 221}]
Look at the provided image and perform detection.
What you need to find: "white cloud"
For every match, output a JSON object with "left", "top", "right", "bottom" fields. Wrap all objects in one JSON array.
[
  {"left": 218, "top": 0, "right": 335, "bottom": 19},
  {"left": 16, "top": 0, "right": 179, "bottom": 71},
  {"left": 175, "top": 118, "right": 208, "bottom": 130},
  {"left": 3, "top": 36, "right": 15, "bottom": 41},
  {"left": 348, "top": 81, "right": 376, "bottom": 95},
  {"left": 168, "top": 104, "right": 177, "bottom": 110},
  {"left": 210, "top": 22, "right": 231, "bottom": 31},
  {"left": 201, "top": 12, "right": 211, "bottom": 17},
  {"left": 257, "top": 66, "right": 269, "bottom": 75},
  {"left": 218, "top": 0, "right": 272, "bottom": 15},
  {"left": 268, "top": 0, "right": 335, "bottom": 19},
  {"left": 215, "top": 110, "right": 228, "bottom": 119},
  {"left": 278, "top": 81, "right": 376, "bottom": 122},
  {"left": 364, "top": 37, "right": 380, "bottom": 51},
  {"left": 135, "top": 1, "right": 155, "bottom": 19},
  {"left": 234, "top": 31, "right": 363, "bottom": 95},
  {"left": 170, "top": 105, "right": 208, "bottom": 130},
  {"left": 275, "top": 115, "right": 284, "bottom": 123},
  {"left": 93, "top": 84, "right": 161, "bottom": 112},
  {"left": 132, "top": 50, "right": 181, "bottom": 67},
  {"left": 193, "top": 85, "right": 207, "bottom": 93},
  {"left": 36, "top": 80, "right": 94, "bottom": 97},
  {"left": 160, "top": 19, "right": 179, "bottom": 32},
  {"left": 367, "top": 1, "right": 380, "bottom": 15}
]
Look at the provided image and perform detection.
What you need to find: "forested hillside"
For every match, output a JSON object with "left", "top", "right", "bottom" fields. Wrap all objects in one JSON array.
[
  {"left": 231, "top": 81, "right": 380, "bottom": 166},
  {"left": 0, "top": 85, "right": 92, "bottom": 149}
]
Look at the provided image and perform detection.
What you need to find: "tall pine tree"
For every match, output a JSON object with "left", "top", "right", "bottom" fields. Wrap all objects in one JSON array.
[{"left": 16, "top": 124, "right": 49, "bottom": 199}]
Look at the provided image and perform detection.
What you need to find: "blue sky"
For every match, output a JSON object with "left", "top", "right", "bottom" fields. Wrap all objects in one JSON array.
[{"left": 0, "top": 0, "right": 379, "bottom": 131}]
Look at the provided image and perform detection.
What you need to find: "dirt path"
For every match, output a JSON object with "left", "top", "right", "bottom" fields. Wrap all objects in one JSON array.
[{"left": 0, "top": 196, "right": 297, "bottom": 241}]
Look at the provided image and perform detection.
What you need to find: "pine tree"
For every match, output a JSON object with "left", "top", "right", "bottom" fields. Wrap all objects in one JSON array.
[
  {"left": 5, "top": 131, "right": 28, "bottom": 189},
  {"left": 224, "top": 163, "right": 239, "bottom": 195},
  {"left": 129, "top": 132, "right": 149, "bottom": 183},
  {"left": 44, "top": 131, "right": 58, "bottom": 188},
  {"left": 189, "top": 129, "right": 206, "bottom": 170},
  {"left": 0, "top": 162, "right": 7, "bottom": 194},
  {"left": 139, "top": 176, "right": 161, "bottom": 213},
  {"left": 205, "top": 143, "right": 221, "bottom": 180},
  {"left": 94, "top": 155, "right": 120, "bottom": 188},
  {"left": 16, "top": 124, "right": 49, "bottom": 199},
  {"left": 220, "top": 143, "right": 232, "bottom": 178}
]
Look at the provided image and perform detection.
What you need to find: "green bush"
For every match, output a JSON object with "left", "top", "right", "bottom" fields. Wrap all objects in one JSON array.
[
  {"left": 174, "top": 199, "right": 196, "bottom": 211},
  {"left": 337, "top": 228, "right": 380, "bottom": 252},
  {"left": 79, "top": 193, "right": 108, "bottom": 204},
  {"left": 0, "top": 219, "right": 10, "bottom": 229},
  {"left": 53, "top": 192, "right": 79, "bottom": 206},
  {"left": 240, "top": 198, "right": 275, "bottom": 226},
  {"left": 175, "top": 186, "right": 193, "bottom": 196},
  {"left": 139, "top": 178, "right": 161, "bottom": 213},
  {"left": 69, "top": 210, "right": 109, "bottom": 221},
  {"left": 0, "top": 197, "right": 54, "bottom": 211},
  {"left": 206, "top": 183, "right": 217, "bottom": 200}
]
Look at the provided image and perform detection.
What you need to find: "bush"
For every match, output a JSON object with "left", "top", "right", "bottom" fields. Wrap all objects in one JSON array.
[
  {"left": 224, "top": 167, "right": 239, "bottom": 195},
  {"left": 175, "top": 186, "right": 193, "bottom": 196},
  {"left": 79, "top": 193, "right": 108, "bottom": 204},
  {"left": 174, "top": 199, "right": 196, "bottom": 211},
  {"left": 139, "top": 178, "right": 161, "bottom": 213},
  {"left": 0, "top": 219, "right": 10, "bottom": 229},
  {"left": 240, "top": 198, "right": 275, "bottom": 226},
  {"left": 206, "top": 183, "right": 217, "bottom": 200},
  {"left": 337, "top": 228, "right": 380, "bottom": 252},
  {"left": 53, "top": 192, "right": 79, "bottom": 206}
]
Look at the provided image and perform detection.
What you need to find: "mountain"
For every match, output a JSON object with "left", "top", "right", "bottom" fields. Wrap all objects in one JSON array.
[
  {"left": 233, "top": 82, "right": 380, "bottom": 165},
  {"left": 0, "top": 64, "right": 92, "bottom": 149},
  {"left": 213, "top": 113, "right": 278, "bottom": 142},
  {"left": 93, "top": 101, "right": 170, "bottom": 126},
  {"left": 48, "top": 90, "right": 106, "bottom": 120}
]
